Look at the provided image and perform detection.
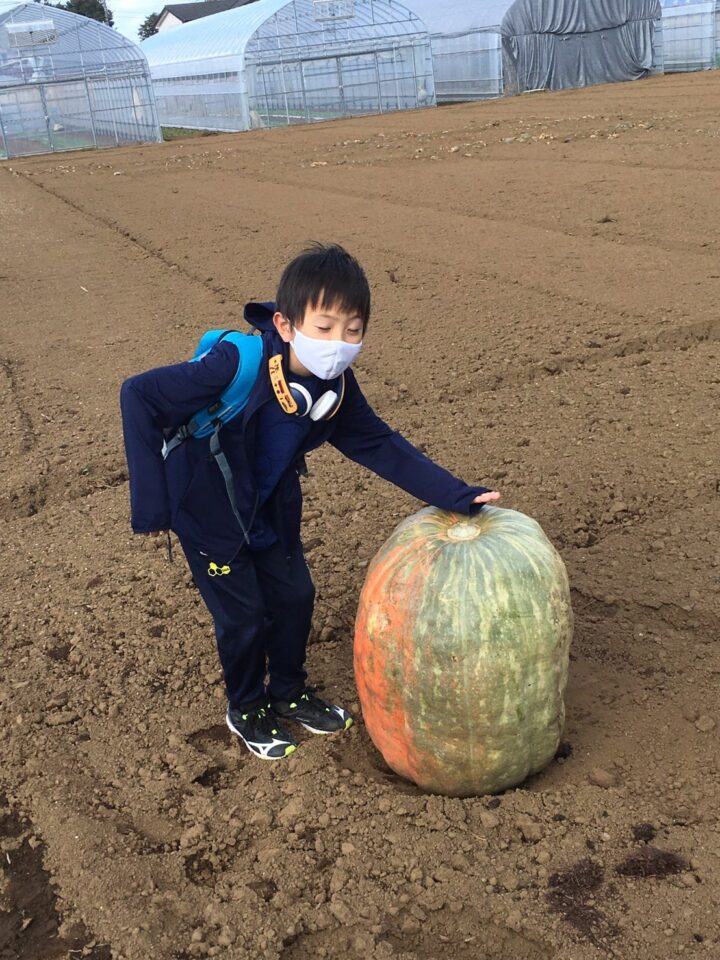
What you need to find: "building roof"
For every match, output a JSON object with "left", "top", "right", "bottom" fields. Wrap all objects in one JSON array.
[{"left": 160, "top": 0, "right": 257, "bottom": 25}]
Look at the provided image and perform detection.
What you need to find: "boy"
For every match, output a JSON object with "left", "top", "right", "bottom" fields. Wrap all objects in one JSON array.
[{"left": 120, "top": 244, "right": 500, "bottom": 760}]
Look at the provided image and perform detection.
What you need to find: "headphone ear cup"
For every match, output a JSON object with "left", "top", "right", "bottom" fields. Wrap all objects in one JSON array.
[
  {"left": 288, "top": 382, "right": 312, "bottom": 417},
  {"left": 309, "top": 390, "right": 339, "bottom": 422}
]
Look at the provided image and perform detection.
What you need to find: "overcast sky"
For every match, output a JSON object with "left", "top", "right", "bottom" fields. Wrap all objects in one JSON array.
[
  {"left": 110, "top": 0, "right": 155, "bottom": 41},
  {"left": 0, "top": 0, "right": 155, "bottom": 44},
  {"left": 0, "top": 0, "right": 156, "bottom": 43}
]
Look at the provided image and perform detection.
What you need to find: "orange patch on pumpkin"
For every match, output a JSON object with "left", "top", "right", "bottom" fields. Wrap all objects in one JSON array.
[{"left": 354, "top": 535, "right": 438, "bottom": 784}]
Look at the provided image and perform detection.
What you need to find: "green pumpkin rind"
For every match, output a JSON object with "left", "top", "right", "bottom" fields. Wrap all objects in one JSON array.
[{"left": 354, "top": 506, "right": 573, "bottom": 797}]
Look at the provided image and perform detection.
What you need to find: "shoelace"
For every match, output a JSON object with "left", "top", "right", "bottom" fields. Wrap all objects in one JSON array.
[
  {"left": 298, "top": 688, "right": 331, "bottom": 713},
  {"left": 244, "top": 706, "right": 284, "bottom": 737}
]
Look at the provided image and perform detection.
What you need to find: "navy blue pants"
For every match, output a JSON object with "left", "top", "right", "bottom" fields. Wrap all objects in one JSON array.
[{"left": 181, "top": 540, "right": 314, "bottom": 710}]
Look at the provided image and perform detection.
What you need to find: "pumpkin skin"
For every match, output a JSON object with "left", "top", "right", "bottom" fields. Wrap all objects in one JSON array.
[{"left": 354, "top": 506, "right": 573, "bottom": 797}]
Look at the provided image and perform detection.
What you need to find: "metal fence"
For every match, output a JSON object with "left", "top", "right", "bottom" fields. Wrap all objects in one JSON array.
[
  {"left": 245, "top": 41, "right": 433, "bottom": 128},
  {"left": 0, "top": 72, "right": 160, "bottom": 158}
]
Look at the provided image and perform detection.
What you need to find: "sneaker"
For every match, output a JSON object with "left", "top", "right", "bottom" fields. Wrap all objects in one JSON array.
[
  {"left": 226, "top": 705, "right": 297, "bottom": 760},
  {"left": 271, "top": 687, "right": 353, "bottom": 735}
]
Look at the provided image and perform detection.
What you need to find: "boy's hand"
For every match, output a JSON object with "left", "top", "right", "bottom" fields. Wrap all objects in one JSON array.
[
  {"left": 473, "top": 491, "right": 501, "bottom": 505},
  {"left": 143, "top": 530, "right": 169, "bottom": 537}
]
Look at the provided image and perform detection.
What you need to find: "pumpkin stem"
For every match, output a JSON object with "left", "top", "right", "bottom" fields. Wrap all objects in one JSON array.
[{"left": 446, "top": 522, "right": 481, "bottom": 542}]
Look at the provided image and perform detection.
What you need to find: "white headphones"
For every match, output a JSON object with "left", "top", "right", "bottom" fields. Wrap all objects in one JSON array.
[
  {"left": 269, "top": 354, "right": 345, "bottom": 421},
  {"left": 289, "top": 382, "right": 341, "bottom": 421}
]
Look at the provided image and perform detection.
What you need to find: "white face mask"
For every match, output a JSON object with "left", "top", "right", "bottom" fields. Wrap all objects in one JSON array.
[{"left": 290, "top": 327, "right": 363, "bottom": 380}]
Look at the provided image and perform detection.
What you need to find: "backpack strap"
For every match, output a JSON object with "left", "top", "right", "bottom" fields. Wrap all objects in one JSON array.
[
  {"left": 208, "top": 425, "right": 258, "bottom": 544},
  {"left": 161, "top": 330, "right": 263, "bottom": 545}
]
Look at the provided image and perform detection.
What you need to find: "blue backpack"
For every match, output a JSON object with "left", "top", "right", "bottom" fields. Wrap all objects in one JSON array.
[
  {"left": 162, "top": 329, "right": 264, "bottom": 543},
  {"left": 162, "top": 329, "right": 263, "bottom": 456}
]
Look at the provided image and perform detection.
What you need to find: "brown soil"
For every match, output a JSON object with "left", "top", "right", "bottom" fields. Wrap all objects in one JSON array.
[{"left": 1, "top": 71, "right": 719, "bottom": 960}]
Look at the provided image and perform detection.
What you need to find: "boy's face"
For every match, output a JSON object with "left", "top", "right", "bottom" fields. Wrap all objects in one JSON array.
[{"left": 273, "top": 301, "right": 364, "bottom": 345}]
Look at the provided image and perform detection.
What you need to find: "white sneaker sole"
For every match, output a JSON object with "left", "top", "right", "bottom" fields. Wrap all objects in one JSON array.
[
  {"left": 225, "top": 713, "right": 296, "bottom": 760},
  {"left": 296, "top": 715, "right": 354, "bottom": 735}
]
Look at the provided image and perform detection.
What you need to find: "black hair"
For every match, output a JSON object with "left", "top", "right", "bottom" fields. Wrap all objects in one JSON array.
[{"left": 276, "top": 243, "right": 371, "bottom": 331}]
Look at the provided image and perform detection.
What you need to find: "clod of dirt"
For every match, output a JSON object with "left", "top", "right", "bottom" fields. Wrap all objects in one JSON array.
[
  {"left": 587, "top": 767, "right": 619, "bottom": 788},
  {"left": 183, "top": 853, "right": 215, "bottom": 886},
  {"left": 695, "top": 715, "right": 716, "bottom": 733},
  {"left": 45, "top": 643, "right": 71, "bottom": 662},
  {"left": 517, "top": 813, "right": 544, "bottom": 843},
  {"left": 615, "top": 847, "right": 689, "bottom": 878}
]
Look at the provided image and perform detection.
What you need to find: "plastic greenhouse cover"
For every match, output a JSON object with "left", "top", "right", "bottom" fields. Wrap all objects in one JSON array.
[
  {"left": 141, "top": 0, "right": 290, "bottom": 65},
  {"left": 660, "top": 0, "right": 718, "bottom": 16},
  {"left": 501, "top": 0, "right": 661, "bottom": 93},
  {"left": 501, "top": 0, "right": 661, "bottom": 34},
  {"left": 402, "top": 0, "right": 516, "bottom": 35},
  {"left": 142, "top": 0, "right": 430, "bottom": 67},
  {"left": 0, "top": 2, "right": 148, "bottom": 74}
]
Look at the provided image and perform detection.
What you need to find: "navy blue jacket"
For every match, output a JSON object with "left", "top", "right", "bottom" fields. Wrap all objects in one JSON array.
[{"left": 120, "top": 302, "right": 490, "bottom": 563}]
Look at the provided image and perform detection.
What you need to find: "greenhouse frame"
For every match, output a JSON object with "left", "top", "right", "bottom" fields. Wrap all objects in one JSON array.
[
  {"left": 0, "top": 2, "right": 161, "bottom": 159},
  {"left": 141, "top": 0, "right": 436, "bottom": 132},
  {"left": 660, "top": 0, "right": 720, "bottom": 71},
  {"left": 402, "top": 0, "right": 514, "bottom": 101}
]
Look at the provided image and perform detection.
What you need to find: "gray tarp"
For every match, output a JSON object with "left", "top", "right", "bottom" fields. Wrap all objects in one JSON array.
[{"left": 501, "top": 0, "right": 661, "bottom": 94}]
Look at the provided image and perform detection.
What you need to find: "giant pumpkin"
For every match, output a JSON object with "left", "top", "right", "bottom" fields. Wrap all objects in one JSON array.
[{"left": 354, "top": 506, "right": 573, "bottom": 797}]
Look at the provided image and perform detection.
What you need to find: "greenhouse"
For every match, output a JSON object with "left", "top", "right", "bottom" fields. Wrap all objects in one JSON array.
[
  {"left": 0, "top": 2, "right": 161, "bottom": 159},
  {"left": 660, "top": 0, "right": 720, "bottom": 72},
  {"left": 141, "top": 0, "right": 436, "bottom": 132},
  {"left": 501, "top": 0, "right": 663, "bottom": 94},
  {"left": 402, "top": 0, "right": 514, "bottom": 101}
]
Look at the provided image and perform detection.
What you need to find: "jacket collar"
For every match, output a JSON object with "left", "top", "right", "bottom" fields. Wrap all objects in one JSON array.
[
  {"left": 242, "top": 301, "right": 288, "bottom": 422},
  {"left": 244, "top": 299, "right": 290, "bottom": 371},
  {"left": 244, "top": 300, "right": 276, "bottom": 334}
]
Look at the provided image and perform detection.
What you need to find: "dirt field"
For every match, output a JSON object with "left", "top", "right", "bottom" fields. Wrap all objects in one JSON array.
[{"left": 1, "top": 70, "right": 719, "bottom": 960}]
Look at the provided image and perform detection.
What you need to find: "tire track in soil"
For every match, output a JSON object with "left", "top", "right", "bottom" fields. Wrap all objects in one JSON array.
[
  {"left": 0, "top": 465, "right": 128, "bottom": 522},
  {"left": 25, "top": 165, "right": 675, "bottom": 331},
  {"left": 9, "top": 170, "right": 244, "bottom": 307},
  {"left": 26, "top": 166, "right": 720, "bottom": 393},
  {"left": 0, "top": 794, "right": 111, "bottom": 960},
  {"left": 16, "top": 150, "right": 705, "bottom": 337},
  {"left": 281, "top": 906, "right": 551, "bottom": 960},
  {"left": 0, "top": 169, "right": 240, "bottom": 532},
  {"left": 0, "top": 358, "right": 37, "bottom": 454},
  {"left": 219, "top": 162, "right": 720, "bottom": 261}
]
